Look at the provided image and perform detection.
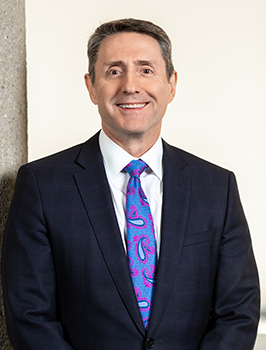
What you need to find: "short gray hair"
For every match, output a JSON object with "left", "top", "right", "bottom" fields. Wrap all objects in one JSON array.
[{"left": 87, "top": 18, "right": 175, "bottom": 84}]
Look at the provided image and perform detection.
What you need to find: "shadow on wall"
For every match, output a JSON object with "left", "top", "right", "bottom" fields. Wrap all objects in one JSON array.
[{"left": 0, "top": 174, "right": 16, "bottom": 350}]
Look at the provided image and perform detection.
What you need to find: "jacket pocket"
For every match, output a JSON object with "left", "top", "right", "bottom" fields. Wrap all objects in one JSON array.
[{"left": 183, "top": 230, "right": 215, "bottom": 246}]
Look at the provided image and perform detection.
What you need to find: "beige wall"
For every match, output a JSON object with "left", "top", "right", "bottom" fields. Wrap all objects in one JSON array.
[{"left": 26, "top": 0, "right": 266, "bottom": 312}]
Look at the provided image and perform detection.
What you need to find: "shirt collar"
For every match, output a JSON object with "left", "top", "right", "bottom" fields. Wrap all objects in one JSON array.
[{"left": 99, "top": 130, "right": 163, "bottom": 180}]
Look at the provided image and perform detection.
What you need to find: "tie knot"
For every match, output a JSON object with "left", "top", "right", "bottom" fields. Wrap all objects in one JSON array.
[{"left": 124, "top": 159, "right": 148, "bottom": 178}]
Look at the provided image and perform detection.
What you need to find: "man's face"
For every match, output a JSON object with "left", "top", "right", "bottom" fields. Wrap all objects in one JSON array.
[{"left": 85, "top": 32, "right": 177, "bottom": 148}]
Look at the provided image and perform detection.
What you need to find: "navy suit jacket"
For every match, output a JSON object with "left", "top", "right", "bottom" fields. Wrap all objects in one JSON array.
[{"left": 2, "top": 132, "right": 260, "bottom": 349}]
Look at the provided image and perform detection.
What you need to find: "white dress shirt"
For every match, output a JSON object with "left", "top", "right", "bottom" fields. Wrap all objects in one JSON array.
[{"left": 99, "top": 130, "right": 163, "bottom": 257}]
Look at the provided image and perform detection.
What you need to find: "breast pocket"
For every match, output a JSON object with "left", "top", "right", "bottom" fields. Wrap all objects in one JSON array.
[{"left": 183, "top": 230, "right": 215, "bottom": 246}]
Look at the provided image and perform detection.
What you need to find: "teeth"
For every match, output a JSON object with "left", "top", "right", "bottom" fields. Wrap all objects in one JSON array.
[{"left": 118, "top": 103, "right": 146, "bottom": 109}]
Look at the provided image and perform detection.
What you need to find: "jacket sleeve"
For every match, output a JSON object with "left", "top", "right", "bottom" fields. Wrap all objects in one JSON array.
[
  {"left": 199, "top": 172, "right": 260, "bottom": 350},
  {"left": 1, "top": 165, "right": 74, "bottom": 350}
]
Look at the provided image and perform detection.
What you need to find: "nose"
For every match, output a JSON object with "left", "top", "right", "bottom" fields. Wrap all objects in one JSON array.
[{"left": 121, "top": 71, "right": 140, "bottom": 94}]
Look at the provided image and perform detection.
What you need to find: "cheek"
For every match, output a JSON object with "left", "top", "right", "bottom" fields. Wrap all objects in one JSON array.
[
  {"left": 93, "top": 79, "right": 110, "bottom": 100},
  {"left": 150, "top": 79, "right": 170, "bottom": 100}
]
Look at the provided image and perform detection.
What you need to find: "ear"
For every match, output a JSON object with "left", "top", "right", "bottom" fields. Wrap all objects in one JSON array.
[
  {"left": 168, "top": 70, "right": 178, "bottom": 104},
  {"left": 84, "top": 73, "right": 98, "bottom": 105}
]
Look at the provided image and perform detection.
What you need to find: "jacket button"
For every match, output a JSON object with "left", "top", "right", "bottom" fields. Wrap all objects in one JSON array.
[{"left": 146, "top": 338, "right": 155, "bottom": 348}]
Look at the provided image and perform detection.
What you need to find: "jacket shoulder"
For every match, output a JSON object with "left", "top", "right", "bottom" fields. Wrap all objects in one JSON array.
[
  {"left": 163, "top": 140, "right": 231, "bottom": 175},
  {"left": 22, "top": 132, "right": 100, "bottom": 174}
]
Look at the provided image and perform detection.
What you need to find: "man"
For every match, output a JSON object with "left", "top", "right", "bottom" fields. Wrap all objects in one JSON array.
[{"left": 2, "top": 18, "right": 260, "bottom": 349}]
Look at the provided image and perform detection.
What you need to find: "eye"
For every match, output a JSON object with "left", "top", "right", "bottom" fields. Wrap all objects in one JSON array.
[
  {"left": 143, "top": 68, "right": 152, "bottom": 74},
  {"left": 110, "top": 69, "right": 119, "bottom": 75}
]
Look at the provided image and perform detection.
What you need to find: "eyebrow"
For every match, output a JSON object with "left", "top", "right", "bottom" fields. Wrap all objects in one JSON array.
[
  {"left": 136, "top": 60, "right": 155, "bottom": 66},
  {"left": 104, "top": 60, "right": 156, "bottom": 67}
]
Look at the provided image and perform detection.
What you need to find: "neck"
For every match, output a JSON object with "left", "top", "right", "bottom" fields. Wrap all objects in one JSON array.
[{"left": 102, "top": 129, "right": 160, "bottom": 158}]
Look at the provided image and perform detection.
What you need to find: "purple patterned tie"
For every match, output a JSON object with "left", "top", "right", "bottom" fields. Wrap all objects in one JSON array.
[{"left": 124, "top": 159, "right": 158, "bottom": 330}]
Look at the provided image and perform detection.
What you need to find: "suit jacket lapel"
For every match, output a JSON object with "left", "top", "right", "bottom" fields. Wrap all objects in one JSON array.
[
  {"left": 148, "top": 141, "right": 191, "bottom": 335},
  {"left": 74, "top": 133, "right": 145, "bottom": 335}
]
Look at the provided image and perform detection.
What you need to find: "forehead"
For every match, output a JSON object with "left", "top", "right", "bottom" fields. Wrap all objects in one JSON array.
[{"left": 96, "top": 32, "right": 164, "bottom": 64}]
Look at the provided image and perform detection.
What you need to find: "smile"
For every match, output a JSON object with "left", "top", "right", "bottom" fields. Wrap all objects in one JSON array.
[{"left": 118, "top": 103, "right": 147, "bottom": 109}]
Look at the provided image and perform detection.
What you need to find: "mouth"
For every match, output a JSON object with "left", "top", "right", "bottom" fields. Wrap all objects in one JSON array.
[{"left": 117, "top": 103, "right": 148, "bottom": 109}]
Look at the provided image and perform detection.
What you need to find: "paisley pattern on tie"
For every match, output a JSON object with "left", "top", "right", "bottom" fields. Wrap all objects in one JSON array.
[
  {"left": 126, "top": 205, "right": 147, "bottom": 229},
  {"left": 124, "top": 160, "right": 158, "bottom": 330},
  {"left": 134, "top": 235, "right": 156, "bottom": 263}
]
